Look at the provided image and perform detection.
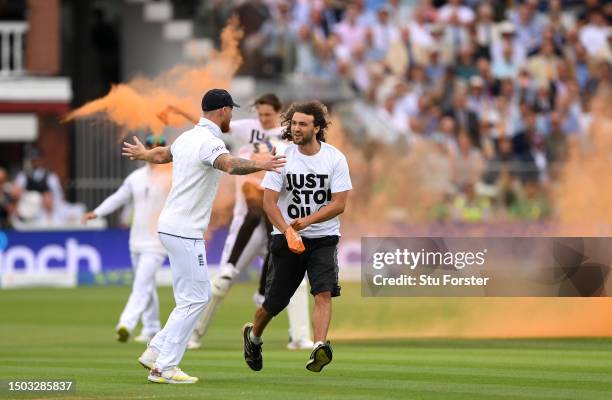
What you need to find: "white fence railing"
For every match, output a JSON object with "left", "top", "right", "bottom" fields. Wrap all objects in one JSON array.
[{"left": 0, "top": 21, "right": 28, "bottom": 77}]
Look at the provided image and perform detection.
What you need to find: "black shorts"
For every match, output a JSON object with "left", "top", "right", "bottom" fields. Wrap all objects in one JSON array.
[{"left": 262, "top": 234, "right": 340, "bottom": 316}]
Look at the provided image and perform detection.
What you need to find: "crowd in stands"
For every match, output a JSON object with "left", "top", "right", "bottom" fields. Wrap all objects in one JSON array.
[
  {"left": 3, "top": 1, "right": 610, "bottom": 227},
  {"left": 205, "top": 0, "right": 611, "bottom": 223}
]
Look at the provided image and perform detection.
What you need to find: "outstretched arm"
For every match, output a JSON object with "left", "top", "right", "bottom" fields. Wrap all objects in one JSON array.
[
  {"left": 122, "top": 136, "right": 172, "bottom": 164},
  {"left": 213, "top": 153, "right": 286, "bottom": 175},
  {"left": 82, "top": 181, "right": 133, "bottom": 224}
]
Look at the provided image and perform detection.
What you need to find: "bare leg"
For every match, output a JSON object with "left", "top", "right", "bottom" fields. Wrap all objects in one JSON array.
[
  {"left": 252, "top": 306, "right": 273, "bottom": 337},
  {"left": 312, "top": 291, "right": 331, "bottom": 342}
]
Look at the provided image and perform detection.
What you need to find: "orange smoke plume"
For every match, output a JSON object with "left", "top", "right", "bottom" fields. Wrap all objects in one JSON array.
[
  {"left": 555, "top": 87, "right": 612, "bottom": 235},
  {"left": 63, "top": 22, "right": 243, "bottom": 134}
]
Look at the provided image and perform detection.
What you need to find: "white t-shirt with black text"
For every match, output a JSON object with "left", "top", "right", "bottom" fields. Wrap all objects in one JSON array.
[
  {"left": 229, "top": 118, "right": 282, "bottom": 157},
  {"left": 262, "top": 142, "right": 352, "bottom": 238},
  {"left": 158, "top": 117, "right": 230, "bottom": 239},
  {"left": 229, "top": 119, "right": 283, "bottom": 218}
]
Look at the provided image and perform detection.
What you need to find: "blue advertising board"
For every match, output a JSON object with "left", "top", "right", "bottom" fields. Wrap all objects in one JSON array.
[{"left": 0, "top": 229, "right": 229, "bottom": 287}]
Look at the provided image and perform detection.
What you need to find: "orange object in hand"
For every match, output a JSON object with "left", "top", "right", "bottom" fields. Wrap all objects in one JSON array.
[{"left": 284, "top": 226, "right": 305, "bottom": 254}]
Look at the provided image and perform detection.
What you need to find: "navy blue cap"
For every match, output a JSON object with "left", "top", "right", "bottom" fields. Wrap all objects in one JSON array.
[{"left": 201, "top": 89, "right": 240, "bottom": 112}]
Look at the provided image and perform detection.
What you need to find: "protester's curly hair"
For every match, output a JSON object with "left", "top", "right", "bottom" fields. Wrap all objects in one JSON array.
[{"left": 280, "top": 101, "right": 330, "bottom": 142}]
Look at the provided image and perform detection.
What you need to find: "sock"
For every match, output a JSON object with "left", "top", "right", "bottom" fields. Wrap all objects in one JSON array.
[
  {"left": 314, "top": 341, "right": 325, "bottom": 348},
  {"left": 249, "top": 331, "right": 262, "bottom": 345}
]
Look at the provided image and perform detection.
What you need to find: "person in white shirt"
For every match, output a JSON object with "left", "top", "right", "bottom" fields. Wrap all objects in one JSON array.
[
  {"left": 437, "top": 0, "right": 475, "bottom": 25},
  {"left": 83, "top": 135, "right": 171, "bottom": 344},
  {"left": 242, "top": 101, "right": 352, "bottom": 373},
  {"left": 333, "top": 4, "right": 368, "bottom": 54},
  {"left": 187, "top": 93, "right": 313, "bottom": 351},
  {"left": 579, "top": 7, "right": 610, "bottom": 56},
  {"left": 122, "top": 89, "right": 286, "bottom": 384}
]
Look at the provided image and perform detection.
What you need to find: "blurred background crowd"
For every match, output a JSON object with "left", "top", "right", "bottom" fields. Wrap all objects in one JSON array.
[{"left": 0, "top": 0, "right": 611, "bottom": 229}]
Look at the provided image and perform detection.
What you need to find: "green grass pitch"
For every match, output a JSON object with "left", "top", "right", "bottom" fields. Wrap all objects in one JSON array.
[{"left": 1, "top": 283, "right": 612, "bottom": 399}]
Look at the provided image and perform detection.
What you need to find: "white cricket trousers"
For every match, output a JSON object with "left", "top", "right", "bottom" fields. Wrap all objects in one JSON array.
[
  {"left": 150, "top": 233, "right": 210, "bottom": 371},
  {"left": 117, "top": 251, "right": 165, "bottom": 335}
]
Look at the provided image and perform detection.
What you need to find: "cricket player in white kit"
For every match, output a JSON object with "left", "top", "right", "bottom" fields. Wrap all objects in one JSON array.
[
  {"left": 83, "top": 135, "right": 170, "bottom": 344},
  {"left": 122, "top": 89, "right": 286, "bottom": 384},
  {"left": 188, "top": 93, "right": 313, "bottom": 351}
]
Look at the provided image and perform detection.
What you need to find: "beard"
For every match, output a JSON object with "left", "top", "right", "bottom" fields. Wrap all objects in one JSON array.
[
  {"left": 220, "top": 119, "right": 231, "bottom": 132},
  {"left": 292, "top": 131, "right": 315, "bottom": 146}
]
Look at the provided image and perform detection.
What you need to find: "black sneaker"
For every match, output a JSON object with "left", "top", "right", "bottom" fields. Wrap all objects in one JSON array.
[
  {"left": 242, "top": 323, "right": 262, "bottom": 371},
  {"left": 306, "top": 341, "right": 333, "bottom": 372}
]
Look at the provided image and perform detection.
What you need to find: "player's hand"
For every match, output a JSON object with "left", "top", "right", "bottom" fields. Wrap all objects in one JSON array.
[
  {"left": 255, "top": 152, "right": 286, "bottom": 173},
  {"left": 284, "top": 226, "right": 305, "bottom": 254},
  {"left": 290, "top": 217, "right": 311, "bottom": 231},
  {"left": 81, "top": 211, "right": 97, "bottom": 224},
  {"left": 122, "top": 136, "right": 147, "bottom": 160}
]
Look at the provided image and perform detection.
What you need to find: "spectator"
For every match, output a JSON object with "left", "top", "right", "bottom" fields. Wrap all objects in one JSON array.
[
  {"left": 451, "top": 181, "right": 491, "bottom": 223},
  {"left": 531, "top": 80, "right": 554, "bottom": 114},
  {"left": 482, "top": 136, "right": 521, "bottom": 186},
  {"left": 573, "top": 44, "right": 591, "bottom": 91},
  {"left": 527, "top": 39, "right": 562, "bottom": 84},
  {"left": 509, "top": 179, "right": 551, "bottom": 221},
  {"left": 376, "top": 95, "right": 408, "bottom": 134},
  {"left": 387, "top": 0, "right": 414, "bottom": 28},
  {"left": 585, "top": 59, "right": 612, "bottom": 97},
  {"left": 429, "top": 23, "right": 454, "bottom": 65},
  {"left": 13, "top": 148, "right": 85, "bottom": 227},
  {"left": 452, "top": 132, "right": 485, "bottom": 189},
  {"left": 294, "top": 25, "right": 322, "bottom": 78},
  {"left": 319, "top": 0, "right": 349, "bottom": 38},
  {"left": 432, "top": 115, "right": 459, "bottom": 157},
  {"left": 579, "top": 7, "right": 609, "bottom": 57},
  {"left": 491, "top": 22, "right": 527, "bottom": 70},
  {"left": 455, "top": 45, "right": 478, "bottom": 81},
  {"left": 0, "top": 167, "right": 16, "bottom": 228},
  {"left": 508, "top": 1, "right": 544, "bottom": 55},
  {"left": 546, "top": 111, "right": 569, "bottom": 165},
  {"left": 492, "top": 39, "right": 520, "bottom": 79},
  {"left": 235, "top": 0, "right": 271, "bottom": 75},
  {"left": 333, "top": 4, "right": 367, "bottom": 54},
  {"left": 467, "top": 75, "right": 492, "bottom": 116},
  {"left": 255, "top": 1, "right": 296, "bottom": 76},
  {"left": 368, "top": 4, "right": 399, "bottom": 60},
  {"left": 14, "top": 148, "right": 62, "bottom": 210},
  {"left": 445, "top": 88, "right": 481, "bottom": 148},
  {"left": 437, "top": 0, "right": 475, "bottom": 26},
  {"left": 545, "top": 0, "right": 576, "bottom": 35},
  {"left": 425, "top": 46, "right": 446, "bottom": 83},
  {"left": 408, "top": 94, "right": 434, "bottom": 135},
  {"left": 475, "top": 3, "right": 495, "bottom": 59},
  {"left": 407, "top": 6, "right": 435, "bottom": 65}
]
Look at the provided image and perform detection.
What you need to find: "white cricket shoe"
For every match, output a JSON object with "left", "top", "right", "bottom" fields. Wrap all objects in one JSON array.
[
  {"left": 211, "top": 263, "right": 239, "bottom": 297},
  {"left": 148, "top": 367, "right": 198, "bottom": 384},
  {"left": 187, "top": 338, "right": 202, "bottom": 350},
  {"left": 287, "top": 339, "right": 315, "bottom": 350},
  {"left": 138, "top": 347, "right": 159, "bottom": 370},
  {"left": 134, "top": 333, "right": 156, "bottom": 344}
]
